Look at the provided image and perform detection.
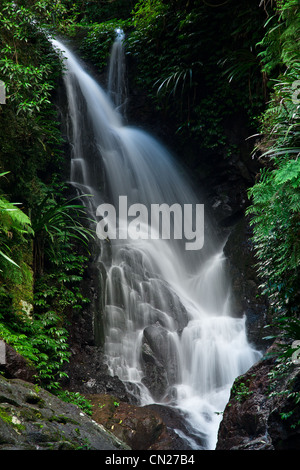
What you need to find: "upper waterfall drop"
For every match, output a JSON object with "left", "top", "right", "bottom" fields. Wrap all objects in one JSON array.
[
  {"left": 51, "top": 32, "right": 261, "bottom": 450},
  {"left": 108, "top": 28, "right": 127, "bottom": 114}
]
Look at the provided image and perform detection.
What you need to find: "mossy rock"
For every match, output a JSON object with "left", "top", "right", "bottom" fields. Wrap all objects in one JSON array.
[{"left": 0, "top": 376, "right": 129, "bottom": 450}]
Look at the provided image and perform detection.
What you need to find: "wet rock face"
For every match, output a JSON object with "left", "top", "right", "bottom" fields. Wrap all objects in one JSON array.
[
  {"left": 61, "top": 266, "right": 139, "bottom": 405},
  {"left": 216, "top": 343, "right": 300, "bottom": 450},
  {"left": 87, "top": 394, "right": 166, "bottom": 450},
  {"left": 223, "top": 216, "right": 270, "bottom": 351},
  {"left": 61, "top": 343, "right": 137, "bottom": 404},
  {"left": 0, "top": 376, "right": 127, "bottom": 450},
  {"left": 86, "top": 394, "right": 202, "bottom": 450},
  {"left": 141, "top": 324, "right": 181, "bottom": 401}
]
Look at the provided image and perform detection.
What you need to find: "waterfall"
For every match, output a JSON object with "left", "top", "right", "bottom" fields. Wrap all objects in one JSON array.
[
  {"left": 108, "top": 28, "right": 127, "bottom": 114},
  {"left": 51, "top": 34, "right": 261, "bottom": 450}
]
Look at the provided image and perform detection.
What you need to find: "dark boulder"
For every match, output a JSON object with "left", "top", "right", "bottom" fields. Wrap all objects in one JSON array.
[
  {"left": 0, "top": 340, "right": 36, "bottom": 383},
  {"left": 141, "top": 324, "right": 181, "bottom": 401},
  {"left": 216, "top": 342, "right": 300, "bottom": 450},
  {"left": 61, "top": 344, "right": 137, "bottom": 404},
  {"left": 86, "top": 393, "right": 199, "bottom": 450}
]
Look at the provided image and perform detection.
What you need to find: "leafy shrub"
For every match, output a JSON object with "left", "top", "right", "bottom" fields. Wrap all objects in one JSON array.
[
  {"left": 246, "top": 0, "right": 300, "bottom": 366},
  {"left": 79, "top": 19, "right": 130, "bottom": 71}
]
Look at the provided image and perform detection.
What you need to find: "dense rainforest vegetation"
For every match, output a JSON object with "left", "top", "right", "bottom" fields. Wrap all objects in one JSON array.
[{"left": 0, "top": 0, "right": 299, "bottom": 426}]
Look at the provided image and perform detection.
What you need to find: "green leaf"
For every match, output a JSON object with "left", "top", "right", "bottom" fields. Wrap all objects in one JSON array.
[
  {"left": 275, "top": 159, "right": 300, "bottom": 186},
  {"left": 0, "top": 249, "right": 19, "bottom": 268}
]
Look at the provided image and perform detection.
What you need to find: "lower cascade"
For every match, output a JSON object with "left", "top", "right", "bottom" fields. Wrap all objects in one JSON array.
[{"left": 52, "top": 33, "right": 262, "bottom": 450}]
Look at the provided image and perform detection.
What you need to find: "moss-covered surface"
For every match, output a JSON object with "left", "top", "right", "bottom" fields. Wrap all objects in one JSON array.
[{"left": 0, "top": 375, "right": 129, "bottom": 450}]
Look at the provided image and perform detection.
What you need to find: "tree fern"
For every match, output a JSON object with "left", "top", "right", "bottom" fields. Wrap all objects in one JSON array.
[
  {"left": 0, "top": 197, "right": 33, "bottom": 235},
  {"left": 0, "top": 172, "right": 33, "bottom": 268}
]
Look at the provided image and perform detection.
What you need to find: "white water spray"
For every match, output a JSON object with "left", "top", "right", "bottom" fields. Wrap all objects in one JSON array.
[{"left": 52, "top": 34, "right": 261, "bottom": 450}]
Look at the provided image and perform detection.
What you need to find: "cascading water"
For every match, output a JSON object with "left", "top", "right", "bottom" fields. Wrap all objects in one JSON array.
[
  {"left": 52, "top": 33, "right": 261, "bottom": 450},
  {"left": 107, "top": 28, "right": 127, "bottom": 115}
]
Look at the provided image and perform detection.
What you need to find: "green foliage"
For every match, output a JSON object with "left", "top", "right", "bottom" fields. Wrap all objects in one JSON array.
[
  {"left": 256, "top": 0, "right": 300, "bottom": 75},
  {"left": 79, "top": 19, "right": 131, "bottom": 71},
  {"left": 0, "top": 172, "right": 33, "bottom": 269},
  {"left": 247, "top": 157, "right": 300, "bottom": 313},
  {"left": 246, "top": 5, "right": 300, "bottom": 431},
  {"left": 126, "top": 0, "right": 266, "bottom": 161},
  {"left": 0, "top": 1, "right": 93, "bottom": 406},
  {"left": 246, "top": 0, "right": 300, "bottom": 321},
  {"left": 0, "top": 179, "right": 93, "bottom": 395},
  {"left": 132, "top": 0, "right": 168, "bottom": 30},
  {"left": 267, "top": 354, "right": 300, "bottom": 430},
  {"left": 57, "top": 390, "right": 92, "bottom": 415},
  {"left": 34, "top": 248, "right": 91, "bottom": 316},
  {"left": 127, "top": 0, "right": 189, "bottom": 119},
  {"left": 0, "top": 320, "right": 38, "bottom": 364},
  {"left": 0, "top": 306, "right": 70, "bottom": 391},
  {"left": 0, "top": 217, "right": 91, "bottom": 391},
  {"left": 0, "top": 172, "right": 35, "bottom": 319},
  {"left": 72, "top": 0, "right": 136, "bottom": 24},
  {"left": 231, "top": 378, "right": 253, "bottom": 403},
  {"left": 29, "top": 312, "right": 71, "bottom": 391},
  {"left": 0, "top": 1, "right": 65, "bottom": 209},
  {"left": 0, "top": 2, "right": 62, "bottom": 115},
  {"left": 246, "top": 158, "right": 300, "bottom": 347},
  {"left": 0, "top": 0, "right": 298, "bottom": 422},
  {"left": 31, "top": 186, "right": 94, "bottom": 274},
  {"left": 155, "top": 63, "right": 200, "bottom": 98},
  {"left": 29, "top": 188, "right": 93, "bottom": 390}
]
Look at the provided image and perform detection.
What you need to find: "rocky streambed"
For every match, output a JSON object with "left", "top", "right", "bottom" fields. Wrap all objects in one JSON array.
[{"left": 1, "top": 337, "right": 299, "bottom": 451}]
